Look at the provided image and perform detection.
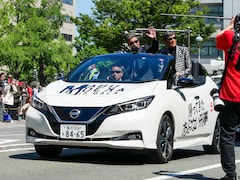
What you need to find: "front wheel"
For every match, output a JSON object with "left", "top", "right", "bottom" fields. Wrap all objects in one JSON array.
[
  {"left": 34, "top": 145, "right": 63, "bottom": 158},
  {"left": 147, "top": 114, "right": 174, "bottom": 163}
]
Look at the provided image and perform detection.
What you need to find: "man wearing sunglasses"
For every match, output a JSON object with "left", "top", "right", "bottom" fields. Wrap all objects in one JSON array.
[
  {"left": 108, "top": 66, "right": 124, "bottom": 81},
  {"left": 127, "top": 26, "right": 159, "bottom": 53},
  {"left": 159, "top": 31, "right": 192, "bottom": 85}
]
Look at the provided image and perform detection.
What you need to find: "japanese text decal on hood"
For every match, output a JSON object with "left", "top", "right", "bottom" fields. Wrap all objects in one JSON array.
[{"left": 60, "top": 84, "right": 125, "bottom": 95}]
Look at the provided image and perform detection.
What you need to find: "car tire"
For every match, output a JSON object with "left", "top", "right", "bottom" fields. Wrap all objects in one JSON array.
[
  {"left": 35, "top": 145, "right": 63, "bottom": 158},
  {"left": 203, "top": 115, "right": 220, "bottom": 154},
  {"left": 147, "top": 114, "right": 174, "bottom": 163}
]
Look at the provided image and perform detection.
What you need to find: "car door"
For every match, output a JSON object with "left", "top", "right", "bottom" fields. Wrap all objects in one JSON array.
[{"left": 175, "top": 80, "right": 214, "bottom": 138}]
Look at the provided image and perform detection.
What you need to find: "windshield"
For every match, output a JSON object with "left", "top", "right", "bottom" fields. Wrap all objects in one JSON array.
[{"left": 65, "top": 53, "right": 174, "bottom": 83}]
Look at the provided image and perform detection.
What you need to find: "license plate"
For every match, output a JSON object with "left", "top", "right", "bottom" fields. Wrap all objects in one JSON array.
[{"left": 60, "top": 124, "right": 86, "bottom": 139}]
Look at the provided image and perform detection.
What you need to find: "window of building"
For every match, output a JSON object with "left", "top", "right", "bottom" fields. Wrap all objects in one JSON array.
[
  {"left": 205, "top": 6, "right": 223, "bottom": 24},
  {"left": 62, "top": 0, "right": 73, "bottom": 5},
  {"left": 192, "top": 40, "right": 218, "bottom": 57},
  {"left": 190, "top": 5, "right": 223, "bottom": 25},
  {"left": 190, "top": 3, "right": 223, "bottom": 61},
  {"left": 64, "top": 15, "right": 72, "bottom": 23},
  {"left": 62, "top": 33, "right": 73, "bottom": 42}
]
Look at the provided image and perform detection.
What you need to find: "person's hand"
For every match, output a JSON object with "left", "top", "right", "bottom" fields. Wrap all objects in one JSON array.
[
  {"left": 175, "top": 71, "right": 182, "bottom": 77},
  {"left": 218, "top": 16, "right": 235, "bottom": 35},
  {"left": 146, "top": 26, "right": 157, "bottom": 40},
  {"left": 229, "top": 15, "right": 235, "bottom": 29}
]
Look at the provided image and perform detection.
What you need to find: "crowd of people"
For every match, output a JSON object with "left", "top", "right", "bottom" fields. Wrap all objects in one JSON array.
[{"left": 0, "top": 72, "right": 43, "bottom": 122}]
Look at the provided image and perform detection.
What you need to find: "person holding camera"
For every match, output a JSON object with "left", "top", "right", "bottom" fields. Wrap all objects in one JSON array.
[
  {"left": 216, "top": 14, "right": 240, "bottom": 180},
  {"left": 127, "top": 26, "right": 159, "bottom": 53}
]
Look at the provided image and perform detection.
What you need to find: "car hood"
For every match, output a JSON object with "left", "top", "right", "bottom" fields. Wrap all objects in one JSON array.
[{"left": 37, "top": 80, "right": 161, "bottom": 107}]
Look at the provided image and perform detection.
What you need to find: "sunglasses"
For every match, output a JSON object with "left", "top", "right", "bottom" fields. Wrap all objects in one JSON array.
[
  {"left": 129, "top": 40, "right": 139, "bottom": 45},
  {"left": 167, "top": 37, "right": 177, "bottom": 41},
  {"left": 111, "top": 70, "right": 122, "bottom": 74}
]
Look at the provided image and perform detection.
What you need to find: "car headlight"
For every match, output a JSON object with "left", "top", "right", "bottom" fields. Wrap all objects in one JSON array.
[
  {"left": 31, "top": 96, "right": 48, "bottom": 111},
  {"left": 105, "top": 95, "right": 155, "bottom": 115}
]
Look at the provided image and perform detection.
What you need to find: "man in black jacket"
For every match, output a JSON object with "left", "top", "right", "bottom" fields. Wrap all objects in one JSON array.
[{"left": 127, "top": 26, "right": 159, "bottom": 53}]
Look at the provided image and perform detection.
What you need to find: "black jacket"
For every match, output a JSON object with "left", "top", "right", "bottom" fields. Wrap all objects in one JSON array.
[{"left": 138, "top": 39, "right": 159, "bottom": 53}]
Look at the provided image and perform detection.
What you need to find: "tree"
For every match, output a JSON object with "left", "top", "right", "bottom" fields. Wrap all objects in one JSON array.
[
  {"left": 73, "top": 13, "right": 108, "bottom": 62},
  {"left": 74, "top": 0, "right": 216, "bottom": 56},
  {"left": 0, "top": 0, "right": 74, "bottom": 85}
]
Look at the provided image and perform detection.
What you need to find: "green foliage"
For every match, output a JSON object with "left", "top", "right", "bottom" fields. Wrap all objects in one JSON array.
[
  {"left": 0, "top": 0, "right": 73, "bottom": 85},
  {"left": 74, "top": 44, "right": 108, "bottom": 64},
  {"left": 0, "top": 0, "right": 218, "bottom": 85},
  {"left": 74, "top": 0, "right": 216, "bottom": 55}
]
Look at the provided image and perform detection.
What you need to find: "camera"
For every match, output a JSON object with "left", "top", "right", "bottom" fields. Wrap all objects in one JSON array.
[
  {"left": 210, "top": 88, "right": 225, "bottom": 112},
  {"left": 234, "top": 13, "right": 240, "bottom": 32}
]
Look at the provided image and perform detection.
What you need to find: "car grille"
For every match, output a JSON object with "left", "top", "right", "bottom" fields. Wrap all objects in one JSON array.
[
  {"left": 53, "top": 107, "right": 101, "bottom": 121},
  {"left": 43, "top": 106, "right": 107, "bottom": 136}
]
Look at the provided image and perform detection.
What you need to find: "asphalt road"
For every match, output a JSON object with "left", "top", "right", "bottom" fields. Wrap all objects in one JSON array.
[{"left": 0, "top": 120, "right": 240, "bottom": 180}]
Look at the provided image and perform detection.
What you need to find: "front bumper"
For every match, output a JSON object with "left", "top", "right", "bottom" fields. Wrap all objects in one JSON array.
[{"left": 25, "top": 106, "right": 157, "bottom": 150}]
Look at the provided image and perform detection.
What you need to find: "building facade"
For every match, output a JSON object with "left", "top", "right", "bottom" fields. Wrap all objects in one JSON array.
[
  {"left": 34, "top": 0, "right": 76, "bottom": 43},
  {"left": 222, "top": 0, "right": 239, "bottom": 28},
  {"left": 196, "top": 0, "right": 240, "bottom": 69},
  {"left": 61, "top": 0, "right": 76, "bottom": 44}
]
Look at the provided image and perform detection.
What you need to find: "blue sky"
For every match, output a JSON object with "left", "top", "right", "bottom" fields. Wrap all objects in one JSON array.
[
  {"left": 74, "top": 0, "right": 94, "bottom": 35},
  {"left": 75, "top": 0, "right": 94, "bottom": 16}
]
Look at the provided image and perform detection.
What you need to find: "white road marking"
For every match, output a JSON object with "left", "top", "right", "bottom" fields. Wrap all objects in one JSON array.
[
  {"left": 0, "top": 147, "right": 34, "bottom": 153},
  {"left": 0, "top": 138, "right": 34, "bottom": 153},
  {"left": 0, "top": 140, "right": 34, "bottom": 152},
  {"left": 144, "top": 160, "right": 240, "bottom": 180},
  {"left": 0, "top": 139, "right": 19, "bottom": 144},
  {"left": 0, "top": 134, "right": 25, "bottom": 137},
  {"left": 0, "top": 143, "right": 31, "bottom": 148}
]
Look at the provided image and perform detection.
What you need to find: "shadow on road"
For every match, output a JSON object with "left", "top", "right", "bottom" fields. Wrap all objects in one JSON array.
[
  {"left": 153, "top": 170, "right": 219, "bottom": 180},
  {"left": 9, "top": 148, "right": 207, "bottom": 166}
]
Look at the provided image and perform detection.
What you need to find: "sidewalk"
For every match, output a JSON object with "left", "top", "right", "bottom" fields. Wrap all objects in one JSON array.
[{"left": 0, "top": 119, "right": 25, "bottom": 126}]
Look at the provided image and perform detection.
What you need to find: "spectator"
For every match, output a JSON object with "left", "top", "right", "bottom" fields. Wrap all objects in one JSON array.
[
  {"left": 32, "top": 84, "right": 39, "bottom": 96},
  {"left": 127, "top": 26, "right": 159, "bottom": 53},
  {"left": 159, "top": 31, "right": 192, "bottom": 85},
  {"left": 26, "top": 82, "right": 33, "bottom": 102},
  {"left": 0, "top": 72, "right": 6, "bottom": 121},
  {"left": 3, "top": 75, "right": 18, "bottom": 120},
  {"left": 18, "top": 82, "right": 30, "bottom": 120},
  {"left": 215, "top": 14, "right": 240, "bottom": 180}
]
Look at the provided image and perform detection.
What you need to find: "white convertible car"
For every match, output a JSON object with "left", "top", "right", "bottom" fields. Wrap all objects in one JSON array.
[{"left": 26, "top": 53, "right": 220, "bottom": 163}]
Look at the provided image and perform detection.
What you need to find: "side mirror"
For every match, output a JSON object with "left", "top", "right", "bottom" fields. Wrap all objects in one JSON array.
[{"left": 57, "top": 76, "right": 65, "bottom": 80}]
